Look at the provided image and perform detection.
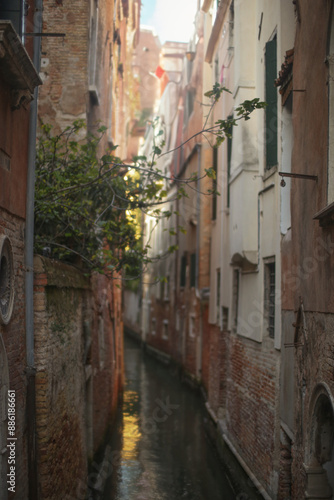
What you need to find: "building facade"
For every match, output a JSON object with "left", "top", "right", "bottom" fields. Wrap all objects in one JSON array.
[
  {"left": 34, "top": 0, "right": 140, "bottom": 498},
  {"left": 138, "top": 0, "right": 334, "bottom": 498},
  {"left": 0, "top": 1, "right": 42, "bottom": 498},
  {"left": 280, "top": 1, "right": 334, "bottom": 498},
  {"left": 1, "top": 0, "right": 140, "bottom": 498}
]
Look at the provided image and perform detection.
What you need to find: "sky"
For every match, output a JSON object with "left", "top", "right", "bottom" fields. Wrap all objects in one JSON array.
[{"left": 140, "top": 0, "right": 198, "bottom": 44}]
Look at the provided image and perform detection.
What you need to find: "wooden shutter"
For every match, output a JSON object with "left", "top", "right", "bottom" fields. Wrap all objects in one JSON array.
[
  {"left": 180, "top": 255, "right": 187, "bottom": 287},
  {"left": 265, "top": 37, "right": 278, "bottom": 169},
  {"left": 190, "top": 253, "right": 196, "bottom": 288}
]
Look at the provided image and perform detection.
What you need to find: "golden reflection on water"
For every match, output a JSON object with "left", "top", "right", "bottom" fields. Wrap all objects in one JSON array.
[{"left": 122, "top": 390, "right": 141, "bottom": 460}]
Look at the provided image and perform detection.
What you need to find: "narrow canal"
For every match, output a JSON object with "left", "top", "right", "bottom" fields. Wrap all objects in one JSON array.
[{"left": 99, "top": 335, "right": 261, "bottom": 500}]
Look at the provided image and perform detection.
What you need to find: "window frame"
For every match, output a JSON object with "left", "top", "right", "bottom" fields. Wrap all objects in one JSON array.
[{"left": 264, "top": 258, "right": 276, "bottom": 339}]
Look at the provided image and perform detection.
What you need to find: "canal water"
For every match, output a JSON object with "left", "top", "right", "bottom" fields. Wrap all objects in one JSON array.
[{"left": 99, "top": 335, "right": 260, "bottom": 500}]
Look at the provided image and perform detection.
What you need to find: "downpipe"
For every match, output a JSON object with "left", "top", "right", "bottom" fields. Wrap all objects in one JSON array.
[
  {"left": 195, "top": 143, "right": 202, "bottom": 380},
  {"left": 25, "top": 1, "right": 43, "bottom": 498}
]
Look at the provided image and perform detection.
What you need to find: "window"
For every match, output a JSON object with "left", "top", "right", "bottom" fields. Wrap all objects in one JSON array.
[
  {"left": 190, "top": 252, "right": 196, "bottom": 288},
  {"left": 163, "top": 319, "right": 169, "bottom": 340},
  {"left": 180, "top": 254, "right": 187, "bottom": 287},
  {"left": 88, "top": 0, "right": 99, "bottom": 101},
  {"left": 163, "top": 275, "right": 170, "bottom": 301},
  {"left": 214, "top": 55, "right": 220, "bottom": 84},
  {"left": 0, "top": 0, "right": 24, "bottom": 37},
  {"left": 265, "top": 36, "right": 278, "bottom": 169},
  {"left": 222, "top": 307, "right": 229, "bottom": 331},
  {"left": 176, "top": 310, "right": 180, "bottom": 331},
  {"left": 189, "top": 314, "right": 196, "bottom": 338},
  {"left": 185, "top": 88, "right": 195, "bottom": 123},
  {"left": 216, "top": 269, "right": 221, "bottom": 324},
  {"left": 228, "top": 1, "right": 234, "bottom": 49},
  {"left": 264, "top": 260, "right": 275, "bottom": 338},
  {"left": 151, "top": 317, "right": 156, "bottom": 336},
  {"left": 232, "top": 269, "right": 240, "bottom": 330}
]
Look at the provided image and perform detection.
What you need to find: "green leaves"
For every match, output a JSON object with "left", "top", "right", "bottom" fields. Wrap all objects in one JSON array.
[
  {"left": 34, "top": 121, "right": 141, "bottom": 278},
  {"left": 204, "top": 83, "right": 232, "bottom": 100},
  {"left": 205, "top": 167, "right": 216, "bottom": 179},
  {"left": 34, "top": 85, "right": 264, "bottom": 281},
  {"left": 204, "top": 85, "right": 266, "bottom": 147}
]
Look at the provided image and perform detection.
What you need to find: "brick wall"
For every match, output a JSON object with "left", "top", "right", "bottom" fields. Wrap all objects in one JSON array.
[
  {"left": 33, "top": 256, "right": 122, "bottom": 499},
  {"left": 225, "top": 333, "right": 279, "bottom": 493},
  {"left": 38, "top": 0, "right": 90, "bottom": 133},
  {"left": 280, "top": 2, "right": 334, "bottom": 498},
  {"left": 290, "top": 312, "right": 334, "bottom": 498},
  {"left": 0, "top": 209, "right": 29, "bottom": 499}
]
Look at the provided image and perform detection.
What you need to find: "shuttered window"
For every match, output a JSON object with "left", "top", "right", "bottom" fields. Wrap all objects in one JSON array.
[
  {"left": 265, "top": 37, "right": 278, "bottom": 169},
  {"left": 0, "top": 0, "right": 24, "bottom": 37},
  {"left": 264, "top": 261, "right": 275, "bottom": 338},
  {"left": 180, "top": 255, "right": 187, "bottom": 287},
  {"left": 190, "top": 253, "right": 196, "bottom": 288}
]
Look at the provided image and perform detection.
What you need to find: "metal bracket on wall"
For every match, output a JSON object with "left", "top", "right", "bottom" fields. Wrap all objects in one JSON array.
[
  {"left": 279, "top": 171, "right": 318, "bottom": 187},
  {"left": 24, "top": 33, "right": 66, "bottom": 37}
]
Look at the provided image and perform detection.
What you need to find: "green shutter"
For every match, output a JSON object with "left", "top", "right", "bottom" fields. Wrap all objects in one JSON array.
[
  {"left": 265, "top": 37, "right": 278, "bottom": 169},
  {"left": 0, "top": 0, "right": 23, "bottom": 36},
  {"left": 180, "top": 255, "right": 187, "bottom": 287},
  {"left": 190, "top": 253, "right": 196, "bottom": 288}
]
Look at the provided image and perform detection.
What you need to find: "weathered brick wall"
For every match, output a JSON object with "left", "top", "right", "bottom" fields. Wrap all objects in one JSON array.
[
  {"left": 206, "top": 323, "right": 223, "bottom": 415},
  {"left": 0, "top": 210, "right": 29, "bottom": 499},
  {"left": 38, "top": 0, "right": 90, "bottom": 133},
  {"left": 224, "top": 333, "right": 279, "bottom": 495},
  {"left": 90, "top": 272, "right": 123, "bottom": 449},
  {"left": 201, "top": 311, "right": 211, "bottom": 394},
  {"left": 144, "top": 294, "right": 175, "bottom": 357},
  {"left": 280, "top": 2, "right": 334, "bottom": 498},
  {"left": 33, "top": 256, "right": 122, "bottom": 499},
  {"left": 34, "top": 257, "right": 89, "bottom": 499},
  {"left": 291, "top": 312, "right": 334, "bottom": 499}
]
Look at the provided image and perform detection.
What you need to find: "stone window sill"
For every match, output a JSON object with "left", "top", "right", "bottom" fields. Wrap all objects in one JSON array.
[{"left": 263, "top": 164, "right": 277, "bottom": 181}]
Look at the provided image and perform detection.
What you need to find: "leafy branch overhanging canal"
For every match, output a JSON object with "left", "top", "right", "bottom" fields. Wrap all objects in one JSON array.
[{"left": 34, "top": 85, "right": 266, "bottom": 283}]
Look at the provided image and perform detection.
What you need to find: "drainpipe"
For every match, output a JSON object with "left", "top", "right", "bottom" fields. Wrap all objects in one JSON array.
[
  {"left": 195, "top": 143, "right": 202, "bottom": 290},
  {"left": 195, "top": 143, "right": 202, "bottom": 380},
  {"left": 25, "top": 1, "right": 43, "bottom": 498}
]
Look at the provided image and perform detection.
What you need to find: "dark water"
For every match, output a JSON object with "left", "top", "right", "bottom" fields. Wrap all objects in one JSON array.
[{"left": 100, "top": 336, "right": 242, "bottom": 500}]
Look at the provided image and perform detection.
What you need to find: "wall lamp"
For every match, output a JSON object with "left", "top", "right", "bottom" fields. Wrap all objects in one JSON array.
[
  {"left": 186, "top": 51, "right": 195, "bottom": 62},
  {"left": 279, "top": 171, "right": 318, "bottom": 187}
]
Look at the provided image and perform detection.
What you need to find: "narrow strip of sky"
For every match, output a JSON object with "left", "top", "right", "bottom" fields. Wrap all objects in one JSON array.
[{"left": 140, "top": 0, "right": 198, "bottom": 44}]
